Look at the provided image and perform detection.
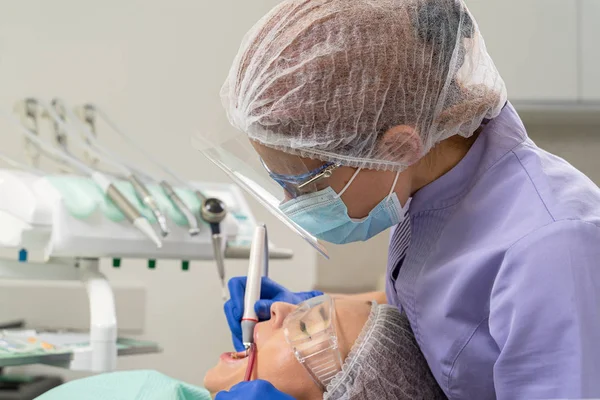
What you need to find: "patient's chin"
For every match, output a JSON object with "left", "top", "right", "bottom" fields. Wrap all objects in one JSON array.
[
  {"left": 203, "top": 360, "right": 244, "bottom": 395},
  {"left": 202, "top": 370, "right": 217, "bottom": 395}
]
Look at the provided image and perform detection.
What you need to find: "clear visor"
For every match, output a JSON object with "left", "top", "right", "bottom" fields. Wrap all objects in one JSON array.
[
  {"left": 283, "top": 295, "right": 343, "bottom": 390},
  {"left": 193, "top": 129, "right": 330, "bottom": 258}
]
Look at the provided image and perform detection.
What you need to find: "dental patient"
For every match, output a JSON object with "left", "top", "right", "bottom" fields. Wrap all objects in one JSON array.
[{"left": 38, "top": 296, "right": 445, "bottom": 399}]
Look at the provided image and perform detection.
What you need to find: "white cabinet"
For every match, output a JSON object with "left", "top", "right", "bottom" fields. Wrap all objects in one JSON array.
[
  {"left": 581, "top": 0, "right": 600, "bottom": 101},
  {"left": 464, "top": 0, "right": 578, "bottom": 102}
]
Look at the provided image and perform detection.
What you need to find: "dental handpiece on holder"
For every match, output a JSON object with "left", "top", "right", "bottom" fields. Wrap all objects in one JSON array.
[
  {"left": 39, "top": 99, "right": 163, "bottom": 247},
  {"left": 61, "top": 102, "right": 170, "bottom": 238},
  {"left": 199, "top": 193, "right": 229, "bottom": 300},
  {"left": 242, "top": 224, "right": 269, "bottom": 381},
  {"left": 77, "top": 104, "right": 233, "bottom": 287},
  {"left": 8, "top": 99, "right": 162, "bottom": 248},
  {"left": 69, "top": 103, "right": 170, "bottom": 237},
  {"left": 87, "top": 104, "right": 206, "bottom": 237}
]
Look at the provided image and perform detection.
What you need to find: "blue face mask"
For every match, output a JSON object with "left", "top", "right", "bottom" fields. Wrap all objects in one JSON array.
[{"left": 279, "top": 169, "right": 410, "bottom": 244}]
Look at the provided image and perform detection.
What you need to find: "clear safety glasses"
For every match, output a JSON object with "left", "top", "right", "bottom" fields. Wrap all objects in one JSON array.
[
  {"left": 283, "top": 294, "right": 343, "bottom": 390},
  {"left": 259, "top": 158, "right": 340, "bottom": 199},
  {"left": 193, "top": 130, "right": 329, "bottom": 257}
]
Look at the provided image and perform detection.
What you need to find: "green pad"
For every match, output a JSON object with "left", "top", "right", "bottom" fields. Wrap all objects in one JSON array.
[
  {"left": 36, "top": 370, "right": 212, "bottom": 400},
  {"left": 46, "top": 176, "right": 207, "bottom": 227}
]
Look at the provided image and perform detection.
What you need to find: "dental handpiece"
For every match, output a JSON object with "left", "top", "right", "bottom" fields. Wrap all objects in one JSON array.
[
  {"left": 129, "top": 174, "right": 170, "bottom": 237},
  {"left": 94, "top": 173, "right": 163, "bottom": 248},
  {"left": 211, "top": 233, "right": 228, "bottom": 300},
  {"left": 3, "top": 104, "right": 163, "bottom": 249},
  {"left": 29, "top": 98, "right": 161, "bottom": 248},
  {"left": 242, "top": 224, "right": 267, "bottom": 349},
  {"left": 160, "top": 181, "right": 201, "bottom": 236},
  {"left": 200, "top": 196, "right": 228, "bottom": 298}
]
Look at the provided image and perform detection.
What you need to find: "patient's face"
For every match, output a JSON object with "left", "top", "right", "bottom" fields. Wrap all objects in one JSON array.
[{"left": 204, "top": 298, "right": 372, "bottom": 400}]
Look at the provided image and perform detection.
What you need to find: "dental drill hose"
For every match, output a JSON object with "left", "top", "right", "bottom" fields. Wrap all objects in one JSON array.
[{"left": 243, "top": 343, "right": 257, "bottom": 382}]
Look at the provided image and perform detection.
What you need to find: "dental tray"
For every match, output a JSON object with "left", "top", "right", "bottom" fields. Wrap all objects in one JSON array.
[
  {"left": 0, "top": 330, "right": 160, "bottom": 370},
  {"left": 0, "top": 169, "right": 291, "bottom": 260}
]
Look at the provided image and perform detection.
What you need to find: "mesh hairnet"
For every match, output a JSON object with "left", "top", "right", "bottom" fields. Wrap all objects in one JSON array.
[
  {"left": 324, "top": 303, "right": 447, "bottom": 400},
  {"left": 221, "top": 0, "right": 506, "bottom": 171}
]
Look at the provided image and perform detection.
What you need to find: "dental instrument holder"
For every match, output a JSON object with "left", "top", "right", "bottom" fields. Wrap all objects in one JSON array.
[
  {"left": 68, "top": 101, "right": 170, "bottom": 238},
  {"left": 18, "top": 99, "right": 42, "bottom": 168},
  {"left": 15, "top": 99, "right": 73, "bottom": 176},
  {"left": 76, "top": 103, "right": 100, "bottom": 167},
  {"left": 81, "top": 104, "right": 208, "bottom": 237},
  {"left": 73, "top": 104, "right": 189, "bottom": 239},
  {"left": 0, "top": 167, "right": 293, "bottom": 259},
  {"left": 17, "top": 99, "right": 72, "bottom": 177},
  {"left": 34, "top": 98, "right": 162, "bottom": 248},
  {"left": 50, "top": 99, "right": 69, "bottom": 153},
  {"left": 0, "top": 151, "right": 41, "bottom": 175}
]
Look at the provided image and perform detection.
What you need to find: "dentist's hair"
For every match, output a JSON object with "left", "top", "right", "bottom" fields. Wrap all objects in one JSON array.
[{"left": 221, "top": 0, "right": 506, "bottom": 172}]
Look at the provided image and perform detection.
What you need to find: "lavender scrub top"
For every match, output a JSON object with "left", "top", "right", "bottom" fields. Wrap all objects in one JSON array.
[{"left": 386, "top": 103, "right": 600, "bottom": 399}]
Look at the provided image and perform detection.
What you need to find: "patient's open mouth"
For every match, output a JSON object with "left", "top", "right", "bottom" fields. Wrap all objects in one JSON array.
[
  {"left": 220, "top": 350, "right": 249, "bottom": 363},
  {"left": 231, "top": 350, "right": 249, "bottom": 359}
]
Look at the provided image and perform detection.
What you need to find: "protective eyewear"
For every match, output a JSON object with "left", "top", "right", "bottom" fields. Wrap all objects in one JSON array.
[
  {"left": 283, "top": 294, "right": 343, "bottom": 390},
  {"left": 260, "top": 158, "right": 340, "bottom": 199}
]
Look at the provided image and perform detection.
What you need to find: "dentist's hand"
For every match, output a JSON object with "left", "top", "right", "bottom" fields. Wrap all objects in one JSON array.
[
  {"left": 215, "top": 380, "right": 295, "bottom": 399},
  {"left": 224, "top": 276, "right": 323, "bottom": 351}
]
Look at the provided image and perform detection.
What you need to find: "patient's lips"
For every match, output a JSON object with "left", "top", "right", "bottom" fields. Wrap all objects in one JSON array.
[{"left": 219, "top": 327, "right": 261, "bottom": 365}]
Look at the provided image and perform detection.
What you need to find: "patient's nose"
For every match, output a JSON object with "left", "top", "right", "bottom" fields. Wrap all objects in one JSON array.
[{"left": 270, "top": 302, "right": 296, "bottom": 329}]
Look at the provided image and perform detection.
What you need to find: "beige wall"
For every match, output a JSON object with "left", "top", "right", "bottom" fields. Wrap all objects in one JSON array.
[
  {"left": 0, "top": 0, "right": 318, "bottom": 385},
  {"left": 315, "top": 232, "right": 391, "bottom": 294},
  {"left": 528, "top": 124, "right": 600, "bottom": 182}
]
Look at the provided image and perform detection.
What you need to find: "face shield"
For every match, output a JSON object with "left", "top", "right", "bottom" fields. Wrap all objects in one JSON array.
[{"left": 193, "top": 130, "right": 330, "bottom": 258}]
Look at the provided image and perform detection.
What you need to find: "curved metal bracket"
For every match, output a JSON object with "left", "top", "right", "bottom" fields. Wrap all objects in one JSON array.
[{"left": 14, "top": 98, "right": 41, "bottom": 168}]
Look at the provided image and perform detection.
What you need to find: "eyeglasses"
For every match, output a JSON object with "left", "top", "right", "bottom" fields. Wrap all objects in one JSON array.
[
  {"left": 283, "top": 295, "right": 343, "bottom": 390},
  {"left": 259, "top": 158, "right": 340, "bottom": 198}
]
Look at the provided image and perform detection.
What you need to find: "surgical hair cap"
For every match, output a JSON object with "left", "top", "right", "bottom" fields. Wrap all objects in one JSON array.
[
  {"left": 221, "top": 0, "right": 507, "bottom": 171},
  {"left": 324, "top": 303, "right": 447, "bottom": 400}
]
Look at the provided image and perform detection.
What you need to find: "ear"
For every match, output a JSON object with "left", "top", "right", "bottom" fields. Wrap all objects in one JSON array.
[{"left": 379, "top": 125, "right": 424, "bottom": 165}]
